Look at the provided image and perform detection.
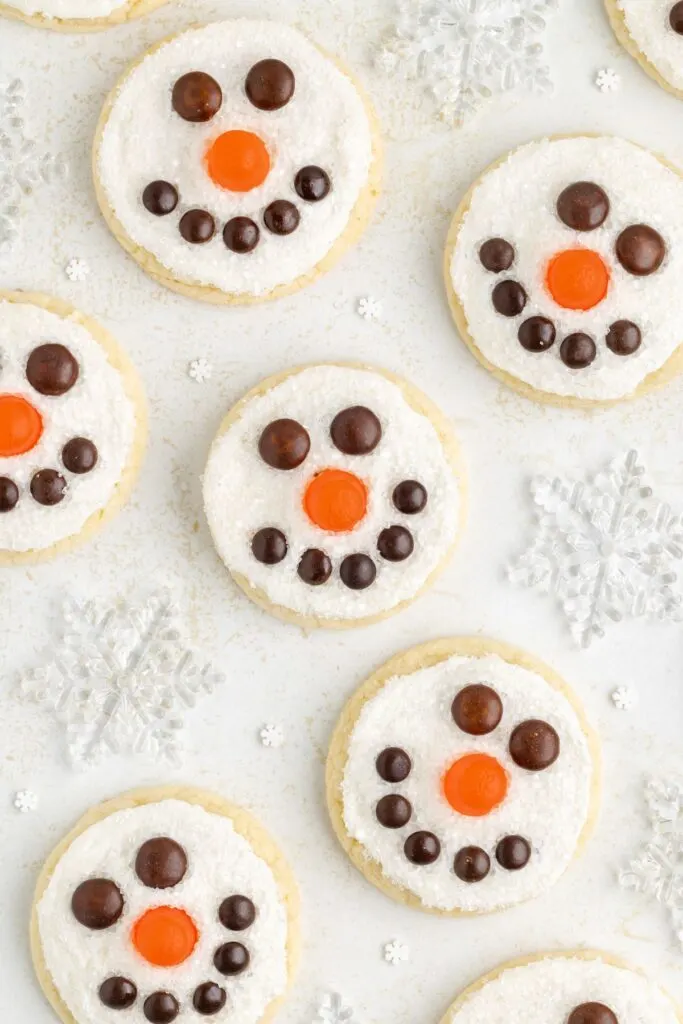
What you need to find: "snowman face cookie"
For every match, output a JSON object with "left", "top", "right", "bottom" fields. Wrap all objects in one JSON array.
[
  {"left": 202, "top": 365, "right": 464, "bottom": 627},
  {"left": 447, "top": 136, "right": 683, "bottom": 403},
  {"left": 441, "top": 954, "right": 680, "bottom": 1024},
  {"left": 95, "top": 21, "right": 378, "bottom": 302},
  {"left": 608, "top": 0, "right": 683, "bottom": 95},
  {"left": 0, "top": 294, "right": 143, "bottom": 560},
  {"left": 329, "top": 641, "right": 596, "bottom": 914},
  {"left": 0, "top": 0, "right": 165, "bottom": 29},
  {"left": 33, "top": 792, "right": 296, "bottom": 1024}
]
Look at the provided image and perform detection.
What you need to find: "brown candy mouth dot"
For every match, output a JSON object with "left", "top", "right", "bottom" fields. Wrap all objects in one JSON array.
[
  {"left": 392, "top": 479, "right": 427, "bottom": 515},
  {"left": 479, "top": 237, "right": 515, "bottom": 273},
  {"left": 99, "top": 977, "right": 137, "bottom": 1010},
  {"left": 251, "top": 527, "right": 288, "bottom": 565},
  {"left": 213, "top": 941, "right": 250, "bottom": 976},
  {"left": 31, "top": 468, "right": 67, "bottom": 506},
  {"left": 340, "top": 553, "right": 376, "bottom": 590},
  {"left": 179, "top": 209, "right": 216, "bottom": 244},
  {"left": 377, "top": 525, "right": 414, "bottom": 562},
  {"left": 556, "top": 181, "right": 610, "bottom": 232},
  {"left": 193, "top": 982, "right": 227, "bottom": 1016},
  {"left": 518, "top": 316, "right": 556, "bottom": 353},
  {"left": 453, "top": 845, "right": 490, "bottom": 882},
  {"left": 606, "top": 320, "right": 641, "bottom": 356},
  {"left": 223, "top": 216, "right": 260, "bottom": 254},
  {"left": 376, "top": 794, "right": 412, "bottom": 829},
  {"left": 295, "top": 165, "right": 331, "bottom": 202},
  {"left": 492, "top": 280, "right": 527, "bottom": 318},
  {"left": 62, "top": 437, "right": 98, "bottom": 475},
  {"left": 297, "top": 547, "right": 332, "bottom": 585},
  {"left": 219, "top": 894, "right": 256, "bottom": 931},
  {"left": 143, "top": 991, "right": 179, "bottom": 1023},
  {"left": 567, "top": 1002, "right": 619, "bottom": 1024},
  {"left": 671, "top": 1, "right": 683, "bottom": 33},
  {"left": 245, "top": 59, "right": 295, "bottom": 111},
  {"left": 142, "top": 180, "right": 179, "bottom": 216},
  {"left": 376, "top": 746, "right": 412, "bottom": 782},
  {"left": 172, "top": 71, "right": 222, "bottom": 122},
  {"left": 0, "top": 476, "right": 19, "bottom": 512},
  {"left": 404, "top": 830, "right": 441, "bottom": 865},
  {"left": 495, "top": 834, "right": 531, "bottom": 871},
  {"left": 263, "top": 199, "right": 300, "bottom": 236},
  {"left": 452, "top": 684, "right": 503, "bottom": 736},
  {"left": 560, "top": 332, "right": 596, "bottom": 369}
]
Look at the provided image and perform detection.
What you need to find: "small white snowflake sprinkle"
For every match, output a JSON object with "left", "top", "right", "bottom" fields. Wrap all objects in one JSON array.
[
  {"left": 188, "top": 358, "right": 213, "bottom": 383},
  {"left": 259, "top": 724, "right": 284, "bottom": 748},
  {"left": 316, "top": 993, "right": 357, "bottom": 1024},
  {"left": 375, "top": 47, "right": 399, "bottom": 74},
  {"left": 595, "top": 68, "right": 620, "bottom": 93},
  {"left": 357, "top": 296, "right": 382, "bottom": 321},
  {"left": 13, "top": 789, "right": 38, "bottom": 812},
  {"left": 65, "top": 257, "right": 89, "bottom": 282},
  {"left": 383, "top": 939, "right": 409, "bottom": 965},
  {"left": 611, "top": 686, "right": 636, "bottom": 711}
]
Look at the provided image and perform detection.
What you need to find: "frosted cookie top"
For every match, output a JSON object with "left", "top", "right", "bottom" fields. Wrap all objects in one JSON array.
[
  {"left": 449, "top": 136, "right": 683, "bottom": 401},
  {"left": 96, "top": 21, "right": 375, "bottom": 297},
  {"left": 0, "top": 299, "right": 137, "bottom": 554},
  {"left": 617, "top": 0, "right": 683, "bottom": 91},
  {"left": 4, "top": 0, "right": 131, "bottom": 18},
  {"left": 340, "top": 651, "right": 594, "bottom": 912},
  {"left": 443, "top": 955, "right": 679, "bottom": 1024},
  {"left": 36, "top": 798, "right": 290, "bottom": 1024},
  {"left": 202, "top": 365, "right": 463, "bottom": 625}
]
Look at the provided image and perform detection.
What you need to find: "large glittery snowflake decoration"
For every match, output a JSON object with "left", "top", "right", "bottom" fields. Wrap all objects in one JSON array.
[
  {"left": 377, "top": 0, "right": 558, "bottom": 125},
  {"left": 509, "top": 450, "right": 683, "bottom": 648},
  {"left": 0, "top": 79, "right": 67, "bottom": 250},
  {"left": 19, "top": 591, "right": 224, "bottom": 768},
  {"left": 620, "top": 778, "right": 683, "bottom": 949}
]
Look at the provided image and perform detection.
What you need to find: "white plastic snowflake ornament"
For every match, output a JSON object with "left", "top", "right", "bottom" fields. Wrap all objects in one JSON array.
[
  {"left": 595, "top": 68, "right": 620, "bottom": 93},
  {"left": 13, "top": 789, "right": 38, "bottom": 812},
  {"left": 65, "top": 257, "right": 89, "bottom": 282},
  {"left": 383, "top": 939, "right": 410, "bottom": 965},
  {"left": 316, "top": 993, "right": 357, "bottom": 1024},
  {"left": 509, "top": 450, "right": 683, "bottom": 647},
  {"left": 611, "top": 686, "right": 636, "bottom": 711},
  {"left": 259, "top": 723, "right": 284, "bottom": 748},
  {"left": 19, "top": 591, "right": 224, "bottom": 768},
  {"left": 379, "top": 0, "right": 559, "bottom": 125},
  {"left": 188, "top": 357, "right": 212, "bottom": 383},
  {"left": 620, "top": 778, "right": 683, "bottom": 949},
  {"left": 357, "top": 296, "right": 382, "bottom": 321}
]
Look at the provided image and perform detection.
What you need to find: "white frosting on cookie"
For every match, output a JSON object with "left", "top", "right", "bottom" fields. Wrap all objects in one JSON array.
[
  {"left": 0, "top": 301, "right": 136, "bottom": 553},
  {"left": 37, "top": 799, "right": 289, "bottom": 1024},
  {"left": 617, "top": 0, "right": 683, "bottom": 91},
  {"left": 4, "top": 0, "right": 128, "bottom": 17},
  {"left": 446, "top": 955, "right": 678, "bottom": 1024},
  {"left": 341, "top": 654, "right": 593, "bottom": 912},
  {"left": 449, "top": 137, "right": 683, "bottom": 400},
  {"left": 202, "top": 366, "right": 461, "bottom": 623},
  {"left": 97, "top": 21, "right": 374, "bottom": 297}
]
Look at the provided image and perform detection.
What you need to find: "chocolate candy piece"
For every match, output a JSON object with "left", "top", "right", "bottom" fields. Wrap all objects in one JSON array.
[
  {"left": 568, "top": 1004, "right": 618, "bottom": 1024},
  {"left": 0, "top": 477, "right": 19, "bottom": 512},
  {"left": 606, "top": 320, "right": 642, "bottom": 356},
  {"left": 453, "top": 846, "right": 490, "bottom": 883},
  {"left": 31, "top": 469, "right": 66, "bottom": 506},
  {"left": 377, "top": 525, "right": 414, "bottom": 562},
  {"left": 295, "top": 166, "right": 331, "bottom": 202},
  {"left": 142, "top": 180, "right": 178, "bottom": 216},
  {"left": 376, "top": 747, "right": 411, "bottom": 782},
  {"left": 340, "top": 553, "right": 376, "bottom": 590},
  {"left": 556, "top": 182, "right": 609, "bottom": 231},
  {"left": 213, "top": 941, "right": 250, "bottom": 976},
  {"left": 172, "top": 71, "right": 222, "bottom": 122},
  {"left": 99, "top": 977, "right": 137, "bottom": 1009},
  {"left": 143, "top": 992, "right": 179, "bottom": 1023},
  {"left": 671, "top": 2, "right": 683, "bottom": 33},
  {"left": 492, "top": 280, "right": 527, "bottom": 317},
  {"left": 560, "top": 333, "right": 596, "bottom": 369},
  {"left": 518, "top": 316, "right": 556, "bottom": 353},
  {"left": 179, "top": 209, "right": 215, "bottom": 244},
  {"left": 252, "top": 528, "right": 287, "bottom": 565},
  {"left": 616, "top": 224, "right": 666, "bottom": 276},
  {"left": 298, "top": 548, "right": 332, "bottom": 585},
  {"left": 376, "top": 794, "right": 412, "bottom": 829},
  {"left": 245, "top": 59, "right": 295, "bottom": 111},
  {"left": 404, "top": 831, "right": 441, "bottom": 865},
  {"left": 135, "top": 837, "right": 187, "bottom": 889},
  {"left": 509, "top": 719, "right": 560, "bottom": 771},
  {"left": 219, "top": 894, "right": 256, "bottom": 931},
  {"left": 71, "top": 878, "right": 123, "bottom": 929},
  {"left": 452, "top": 684, "right": 503, "bottom": 736},
  {"left": 259, "top": 419, "right": 310, "bottom": 470},
  {"left": 193, "top": 982, "right": 227, "bottom": 1016},
  {"left": 331, "top": 406, "right": 382, "bottom": 455},
  {"left": 392, "top": 480, "right": 427, "bottom": 515},
  {"left": 62, "top": 437, "right": 98, "bottom": 475},
  {"left": 479, "top": 238, "right": 515, "bottom": 273},
  {"left": 264, "top": 200, "right": 300, "bottom": 236},
  {"left": 495, "top": 834, "right": 531, "bottom": 870},
  {"left": 223, "top": 217, "right": 260, "bottom": 254},
  {"left": 26, "top": 343, "right": 79, "bottom": 396}
]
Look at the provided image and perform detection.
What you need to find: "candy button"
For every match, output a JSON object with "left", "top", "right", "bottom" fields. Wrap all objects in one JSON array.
[
  {"left": 259, "top": 419, "right": 310, "bottom": 470},
  {"left": 0, "top": 477, "right": 19, "bottom": 512},
  {"left": 135, "top": 837, "right": 187, "bottom": 889},
  {"left": 304, "top": 469, "right": 367, "bottom": 533},
  {"left": 561, "top": 333, "right": 597, "bottom": 369},
  {"left": 616, "top": 224, "right": 665, "bottom": 276},
  {"left": 443, "top": 753, "right": 508, "bottom": 817},
  {"left": 62, "top": 437, "right": 98, "bottom": 475},
  {"left": 206, "top": 131, "right": 270, "bottom": 192},
  {"left": 518, "top": 316, "right": 556, "bottom": 353},
  {"left": 404, "top": 831, "right": 440, "bottom": 865},
  {"left": 556, "top": 182, "right": 609, "bottom": 232},
  {"left": 547, "top": 249, "right": 609, "bottom": 310},
  {"left": 179, "top": 209, "right": 215, "bottom": 244},
  {"left": 143, "top": 992, "right": 179, "bottom": 1024},
  {"left": 509, "top": 719, "right": 560, "bottom": 771},
  {"left": 193, "top": 983, "right": 227, "bottom": 1016},
  {"left": 0, "top": 394, "right": 43, "bottom": 456},
  {"left": 213, "top": 941, "right": 250, "bottom": 976},
  {"left": 671, "top": 2, "right": 683, "bottom": 33},
  {"left": 331, "top": 406, "right": 382, "bottom": 455},
  {"left": 99, "top": 977, "right": 137, "bottom": 1009},
  {"left": 31, "top": 469, "right": 66, "bottom": 506},
  {"left": 568, "top": 1004, "right": 618, "bottom": 1024},
  {"left": 453, "top": 845, "right": 490, "bottom": 883},
  {"left": 495, "top": 834, "right": 531, "bottom": 871},
  {"left": 452, "top": 684, "right": 503, "bottom": 736},
  {"left": 377, "top": 525, "right": 413, "bottom": 562},
  {"left": 295, "top": 166, "right": 331, "bottom": 202},
  {"left": 223, "top": 217, "right": 260, "bottom": 254},
  {"left": 172, "top": 71, "right": 222, "bottom": 123},
  {"left": 142, "top": 181, "right": 178, "bottom": 216},
  {"left": 71, "top": 878, "right": 123, "bottom": 930},
  {"left": 26, "top": 343, "right": 79, "bottom": 396},
  {"left": 479, "top": 238, "right": 515, "bottom": 273},
  {"left": 219, "top": 894, "right": 256, "bottom": 931},
  {"left": 245, "top": 59, "right": 295, "bottom": 111},
  {"left": 264, "top": 200, "right": 300, "bottom": 235},
  {"left": 251, "top": 528, "right": 287, "bottom": 565},
  {"left": 375, "top": 794, "right": 412, "bottom": 829},
  {"left": 297, "top": 548, "right": 332, "bottom": 585},
  {"left": 132, "top": 906, "right": 198, "bottom": 967},
  {"left": 492, "top": 280, "right": 527, "bottom": 317},
  {"left": 392, "top": 480, "right": 427, "bottom": 515},
  {"left": 340, "top": 553, "right": 376, "bottom": 589},
  {"left": 606, "top": 320, "right": 642, "bottom": 356},
  {"left": 376, "top": 747, "right": 412, "bottom": 782}
]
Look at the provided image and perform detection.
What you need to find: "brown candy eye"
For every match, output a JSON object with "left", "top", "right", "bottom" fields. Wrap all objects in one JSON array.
[
  {"left": 0, "top": 477, "right": 19, "bottom": 512},
  {"left": 219, "top": 894, "right": 256, "bottom": 931},
  {"left": 568, "top": 1003, "right": 619, "bottom": 1024},
  {"left": 492, "top": 280, "right": 527, "bottom": 317},
  {"left": 556, "top": 182, "right": 610, "bottom": 232},
  {"left": 606, "top": 320, "right": 642, "bottom": 356},
  {"left": 377, "top": 525, "right": 414, "bottom": 562},
  {"left": 297, "top": 548, "right": 332, "bottom": 585},
  {"left": 99, "top": 977, "right": 137, "bottom": 1009},
  {"left": 560, "top": 333, "right": 596, "bottom": 369},
  {"left": 672, "top": 2, "right": 683, "bottom": 32},
  {"left": 264, "top": 200, "right": 300, "bottom": 236},
  {"left": 213, "top": 941, "right": 250, "bottom": 976},
  {"left": 479, "top": 238, "right": 515, "bottom": 273},
  {"left": 392, "top": 480, "right": 427, "bottom": 514},
  {"left": 340, "top": 553, "right": 376, "bottom": 590},
  {"left": 172, "top": 71, "right": 222, "bottom": 122},
  {"left": 453, "top": 845, "right": 490, "bottom": 882},
  {"left": 245, "top": 59, "right": 295, "bottom": 111},
  {"left": 193, "top": 983, "right": 227, "bottom": 1015},
  {"left": 223, "top": 217, "right": 260, "bottom": 254},
  {"left": 62, "top": 437, "right": 98, "bottom": 475},
  {"left": 135, "top": 837, "right": 187, "bottom": 889},
  {"left": 179, "top": 209, "right": 215, "bottom": 244},
  {"left": 143, "top": 991, "right": 179, "bottom": 1023},
  {"left": 376, "top": 794, "right": 412, "bottom": 829},
  {"left": 509, "top": 719, "right": 560, "bottom": 771},
  {"left": 404, "top": 831, "right": 440, "bottom": 865},
  {"left": 26, "top": 343, "right": 79, "bottom": 396},
  {"left": 142, "top": 180, "right": 178, "bottom": 216},
  {"left": 616, "top": 224, "right": 666, "bottom": 276},
  {"left": 251, "top": 527, "right": 287, "bottom": 565},
  {"left": 258, "top": 418, "right": 310, "bottom": 470},
  {"left": 31, "top": 469, "right": 67, "bottom": 506},
  {"left": 331, "top": 406, "right": 382, "bottom": 455},
  {"left": 518, "top": 317, "right": 556, "bottom": 352},
  {"left": 295, "top": 166, "right": 331, "bottom": 202},
  {"left": 71, "top": 878, "right": 124, "bottom": 930},
  {"left": 495, "top": 834, "right": 531, "bottom": 870},
  {"left": 452, "top": 684, "right": 503, "bottom": 736}
]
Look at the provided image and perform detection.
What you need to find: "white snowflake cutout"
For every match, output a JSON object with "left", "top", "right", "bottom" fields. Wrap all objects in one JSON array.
[
  {"left": 383, "top": 939, "right": 410, "bottom": 965},
  {"left": 13, "top": 789, "right": 38, "bottom": 812},
  {"left": 611, "top": 686, "right": 636, "bottom": 711},
  {"left": 509, "top": 450, "right": 683, "bottom": 647},
  {"left": 259, "top": 723, "right": 284, "bottom": 748},
  {"left": 188, "top": 357, "right": 213, "bottom": 383},
  {"left": 65, "top": 257, "right": 89, "bottom": 282},
  {"left": 316, "top": 993, "right": 357, "bottom": 1024},
  {"left": 595, "top": 68, "right": 620, "bottom": 93},
  {"left": 357, "top": 296, "right": 383, "bottom": 322}
]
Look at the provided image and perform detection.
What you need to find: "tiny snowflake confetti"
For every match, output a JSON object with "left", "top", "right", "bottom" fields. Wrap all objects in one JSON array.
[
  {"left": 65, "top": 257, "right": 89, "bottom": 282},
  {"left": 357, "top": 296, "right": 382, "bottom": 321},
  {"left": 259, "top": 723, "right": 284, "bottom": 748},
  {"left": 316, "top": 993, "right": 357, "bottom": 1024},
  {"left": 188, "top": 358, "right": 213, "bottom": 383},
  {"left": 620, "top": 778, "right": 683, "bottom": 948},
  {"left": 13, "top": 789, "right": 38, "bottom": 813},
  {"left": 383, "top": 939, "right": 410, "bottom": 965},
  {"left": 378, "top": 0, "right": 559, "bottom": 126},
  {"left": 509, "top": 450, "right": 683, "bottom": 647},
  {"left": 611, "top": 686, "right": 636, "bottom": 711},
  {"left": 595, "top": 68, "right": 620, "bottom": 93},
  {"left": 19, "top": 591, "right": 224, "bottom": 768}
]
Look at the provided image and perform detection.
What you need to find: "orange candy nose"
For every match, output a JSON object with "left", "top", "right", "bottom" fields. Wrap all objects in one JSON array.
[
  {"left": 0, "top": 394, "right": 43, "bottom": 457},
  {"left": 206, "top": 130, "right": 270, "bottom": 192},
  {"left": 546, "top": 248, "right": 609, "bottom": 310},
  {"left": 304, "top": 468, "right": 368, "bottom": 533},
  {"left": 132, "top": 906, "right": 198, "bottom": 967},
  {"left": 443, "top": 753, "right": 509, "bottom": 817}
]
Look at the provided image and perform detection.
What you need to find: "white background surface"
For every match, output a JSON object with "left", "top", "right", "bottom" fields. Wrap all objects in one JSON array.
[{"left": 1, "top": 1, "right": 683, "bottom": 1022}]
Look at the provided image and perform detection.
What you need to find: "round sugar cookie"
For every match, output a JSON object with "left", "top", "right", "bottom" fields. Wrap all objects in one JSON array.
[
  {"left": 31, "top": 785, "right": 300, "bottom": 1024},
  {"left": 439, "top": 951, "right": 681, "bottom": 1024},
  {"left": 326, "top": 638, "right": 599, "bottom": 915},
  {"left": 0, "top": 291, "right": 146, "bottom": 564},
  {"left": 605, "top": 0, "right": 683, "bottom": 99},
  {"left": 202, "top": 363, "right": 466, "bottom": 630},
  {"left": 445, "top": 135, "right": 683, "bottom": 407},
  {"left": 0, "top": 0, "right": 166, "bottom": 32},
  {"left": 93, "top": 20, "right": 381, "bottom": 304}
]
